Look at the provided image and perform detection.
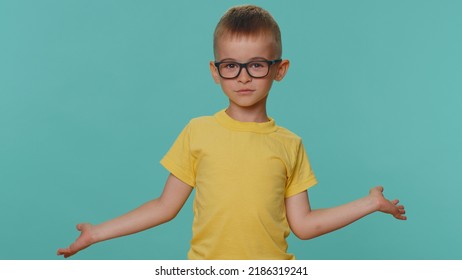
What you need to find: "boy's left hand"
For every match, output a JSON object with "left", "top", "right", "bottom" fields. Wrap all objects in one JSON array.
[{"left": 369, "top": 186, "right": 407, "bottom": 220}]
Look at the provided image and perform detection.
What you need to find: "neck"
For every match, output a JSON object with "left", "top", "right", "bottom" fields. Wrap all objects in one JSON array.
[{"left": 225, "top": 105, "right": 269, "bottom": 123}]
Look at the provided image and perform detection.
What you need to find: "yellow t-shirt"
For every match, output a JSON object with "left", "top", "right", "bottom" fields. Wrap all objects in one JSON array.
[{"left": 160, "top": 110, "right": 317, "bottom": 259}]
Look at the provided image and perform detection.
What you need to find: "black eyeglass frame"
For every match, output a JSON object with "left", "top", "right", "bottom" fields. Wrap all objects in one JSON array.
[{"left": 214, "top": 59, "right": 282, "bottom": 79}]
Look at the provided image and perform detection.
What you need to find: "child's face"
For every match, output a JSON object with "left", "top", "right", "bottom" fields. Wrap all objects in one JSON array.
[{"left": 210, "top": 34, "right": 289, "bottom": 112}]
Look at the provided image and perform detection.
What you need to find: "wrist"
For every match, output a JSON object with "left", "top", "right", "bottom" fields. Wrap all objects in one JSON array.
[
  {"left": 87, "top": 225, "right": 103, "bottom": 244},
  {"left": 365, "top": 194, "right": 381, "bottom": 213}
]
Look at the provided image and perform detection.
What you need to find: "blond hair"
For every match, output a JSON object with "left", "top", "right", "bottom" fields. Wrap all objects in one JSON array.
[{"left": 213, "top": 5, "right": 282, "bottom": 59}]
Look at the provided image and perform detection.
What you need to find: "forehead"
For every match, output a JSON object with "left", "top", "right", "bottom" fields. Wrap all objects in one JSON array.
[{"left": 214, "top": 34, "right": 278, "bottom": 61}]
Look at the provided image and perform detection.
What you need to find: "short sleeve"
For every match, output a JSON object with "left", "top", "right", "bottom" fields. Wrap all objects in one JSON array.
[
  {"left": 160, "top": 123, "right": 196, "bottom": 187},
  {"left": 285, "top": 140, "right": 317, "bottom": 198}
]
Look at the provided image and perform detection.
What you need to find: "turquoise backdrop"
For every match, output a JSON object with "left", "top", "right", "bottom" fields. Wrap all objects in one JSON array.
[{"left": 1, "top": 0, "right": 461, "bottom": 260}]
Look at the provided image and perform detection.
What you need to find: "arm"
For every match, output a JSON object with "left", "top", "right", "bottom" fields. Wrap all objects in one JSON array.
[
  {"left": 57, "top": 173, "right": 193, "bottom": 258},
  {"left": 285, "top": 186, "right": 406, "bottom": 240}
]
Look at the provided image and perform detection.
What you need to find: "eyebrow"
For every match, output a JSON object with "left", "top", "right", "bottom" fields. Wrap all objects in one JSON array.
[{"left": 218, "top": 56, "right": 270, "bottom": 62}]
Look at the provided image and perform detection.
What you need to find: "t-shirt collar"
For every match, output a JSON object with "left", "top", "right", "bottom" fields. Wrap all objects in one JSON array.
[{"left": 214, "top": 109, "right": 277, "bottom": 133}]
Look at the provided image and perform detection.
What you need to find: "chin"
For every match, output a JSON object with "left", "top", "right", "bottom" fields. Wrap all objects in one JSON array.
[
  {"left": 229, "top": 97, "right": 267, "bottom": 108},
  {"left": 230, "top": 101, "right": 261, "bottom": 108}
]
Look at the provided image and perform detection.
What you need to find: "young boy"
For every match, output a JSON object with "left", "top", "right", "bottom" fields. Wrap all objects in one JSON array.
[{"left": 57, "top": 5, "right": 406, "bottom": 260}]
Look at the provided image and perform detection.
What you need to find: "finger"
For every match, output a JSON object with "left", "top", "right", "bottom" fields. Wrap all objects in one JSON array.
[
  {"left": 395, "top": 213, "right": 407, "bottom": 220},
  {"left": 76, "top": 223, "right": 87, "bottom": 231},
  {"left": 57, "top": 247, "right": 70, "bottom": 256},
  {"left": 76, "top": 223, "right": 91, "bottom": 232},
  {"left": 58, "top": 248, "right": 76, "bottom": 258},
  {"left": 391, "top": 199, "right": 399, "bottom": 205}
]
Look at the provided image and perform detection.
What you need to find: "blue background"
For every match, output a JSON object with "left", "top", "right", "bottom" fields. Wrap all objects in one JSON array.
[{"left": 1, "top": 0, "right": 461, "bottom": 259}]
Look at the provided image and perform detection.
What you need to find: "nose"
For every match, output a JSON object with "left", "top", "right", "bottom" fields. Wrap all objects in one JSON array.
[{"left": 237, "top": 66, "right": 252, "bottom": 83}]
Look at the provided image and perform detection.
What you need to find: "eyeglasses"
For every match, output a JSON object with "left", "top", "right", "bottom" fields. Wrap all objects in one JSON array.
[{"left": 214, "top": 59, "right": 282, "bottom": 79}]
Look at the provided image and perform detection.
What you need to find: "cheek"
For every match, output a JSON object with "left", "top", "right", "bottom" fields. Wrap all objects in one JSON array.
[
  {"left": 258, "top": 78, "right": 275, "bottom": 91},
  {"left": 219, "top": 80, "right": 233, "bottom": 93},
  {"left": 269, "top": 68, "right": 280, "bottom": 80}
]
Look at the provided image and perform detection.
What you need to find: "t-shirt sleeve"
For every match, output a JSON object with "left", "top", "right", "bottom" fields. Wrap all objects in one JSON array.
[
  {"left": 160, "top": 122, "right": 196, "bottom": 187},
  {"left": 285, "top": 140, "right": 317, "bottom": 198}
]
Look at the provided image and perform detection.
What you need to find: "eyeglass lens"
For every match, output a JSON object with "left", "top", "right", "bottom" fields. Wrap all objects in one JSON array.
[{"left": 218, "top": 61, "right": 269, "bottom": 78}]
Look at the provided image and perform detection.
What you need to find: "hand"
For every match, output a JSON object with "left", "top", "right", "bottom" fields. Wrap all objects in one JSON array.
[
  {"left": 369, "top": 186, "right": 407, "bottom": 220},
  {"left": 57, "top": 223, "right": 95, "bottom": 258}
]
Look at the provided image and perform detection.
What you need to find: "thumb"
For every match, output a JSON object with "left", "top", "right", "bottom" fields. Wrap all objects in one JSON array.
[
  {"left": 370, "top": 186, "right": 384, "bottom": 195},
  {"left": 76, "top": 223, "right": 92, "bottom": 232}
]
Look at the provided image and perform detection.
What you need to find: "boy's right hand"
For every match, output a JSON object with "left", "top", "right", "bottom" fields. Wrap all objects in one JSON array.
[{"left": 57, "top": 223, "right": 95, "bottom": 258}]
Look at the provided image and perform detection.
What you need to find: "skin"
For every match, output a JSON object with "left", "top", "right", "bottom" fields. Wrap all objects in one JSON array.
[{"left": 57, "top": 34, "right": 406, "bottom": 259}]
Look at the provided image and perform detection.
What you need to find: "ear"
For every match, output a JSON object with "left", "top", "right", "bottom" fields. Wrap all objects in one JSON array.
[
  {"left": 274, "top": 59, "right": 290, "bottom": 81},
  {"left": 210, "top": 61, "right": 221, "bottom": 84}
]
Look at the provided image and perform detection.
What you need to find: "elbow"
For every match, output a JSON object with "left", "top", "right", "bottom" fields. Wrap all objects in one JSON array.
[
  {"left": 293, "top": 231, "right": 315, "bottom": 241},
  {"left": 161, "top": 210, "right": 179, "bottom": 223},
  {"left": 298, "top": 235, "right": 313, "bottom": 241},
  {"left": 154, "top": 199, "right": 180, "bottom": 224},
  {"left": 291, "top": 224, "right": 323, "bottom": 240}
]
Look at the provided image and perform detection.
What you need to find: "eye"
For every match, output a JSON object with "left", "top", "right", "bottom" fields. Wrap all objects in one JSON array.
[
  {"left": 248, "top": 62, "right": 266, "bottom": 69},
  {"left": 222, "top": 62, "right": 239, "bottom": 69}
]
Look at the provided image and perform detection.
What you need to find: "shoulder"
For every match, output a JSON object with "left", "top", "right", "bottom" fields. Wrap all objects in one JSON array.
[
  {"left": 182, "top": 115, "right": 220, "bottom": 137},
  {"left": 273, "top": 125, "right": 303, "bottom": 144},
  {"left": 189, "top": 115, "right": 215, "bottom": 125},
  {"left": 263, "top": 125, "right": 306, "bottom": 157},
  {"left": 186, "top": 115, "right": 217, "bottom": 131}
]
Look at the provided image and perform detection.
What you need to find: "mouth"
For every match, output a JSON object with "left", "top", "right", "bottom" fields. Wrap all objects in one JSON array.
[{"left": 236, "top": 89, "right": 255, "bottom": 95}]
